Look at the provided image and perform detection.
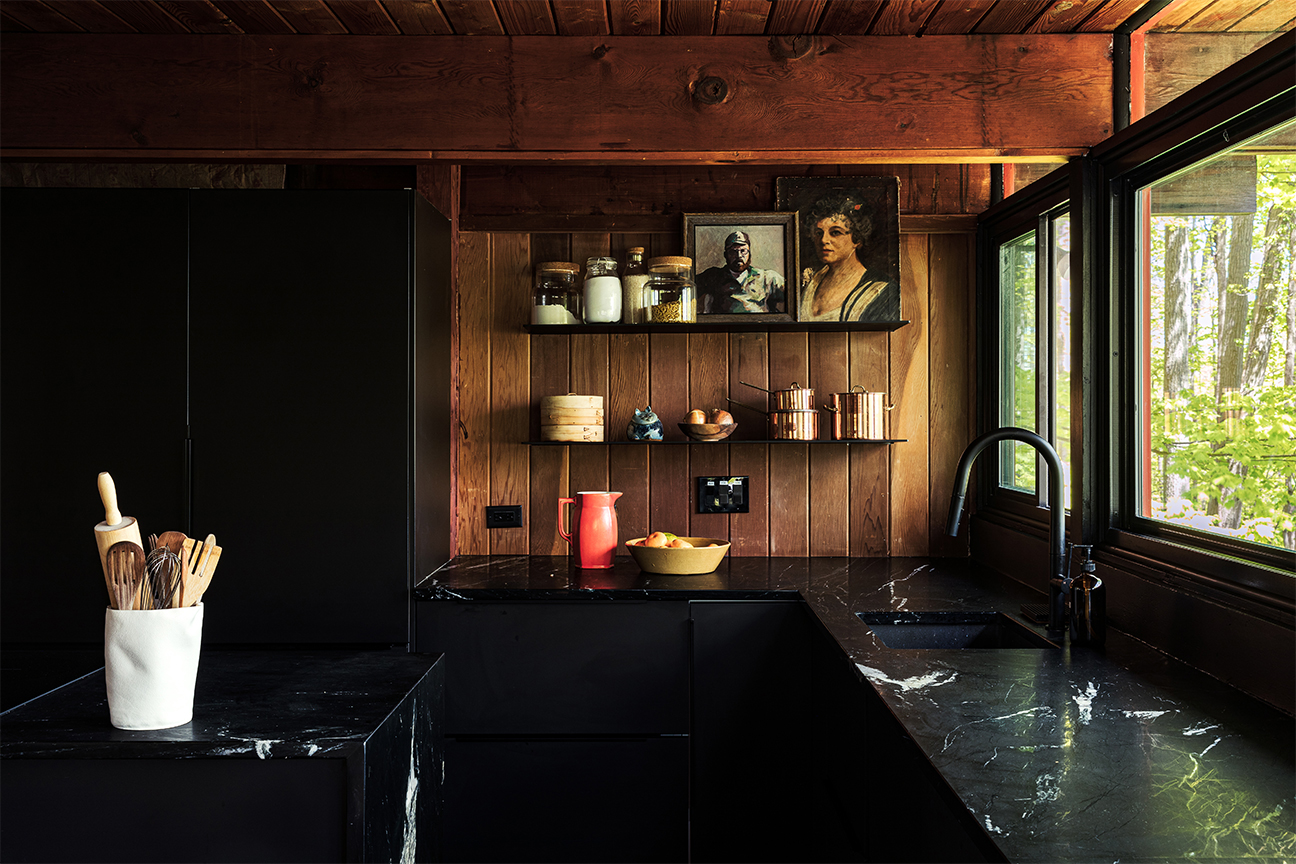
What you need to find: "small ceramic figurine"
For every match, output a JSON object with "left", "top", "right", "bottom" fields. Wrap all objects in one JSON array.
[{"left": 627, "top": 406, "right": 664, "bottom": 441}]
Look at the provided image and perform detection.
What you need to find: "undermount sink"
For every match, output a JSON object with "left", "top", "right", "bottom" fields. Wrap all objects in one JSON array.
[{"left": 857, "top": 611, "right": 1060, "bottom": 649}]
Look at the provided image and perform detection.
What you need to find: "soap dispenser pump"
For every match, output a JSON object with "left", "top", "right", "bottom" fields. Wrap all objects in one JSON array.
[{"left": 1069, "top": 545, "right": 1105, "bottom": 647}]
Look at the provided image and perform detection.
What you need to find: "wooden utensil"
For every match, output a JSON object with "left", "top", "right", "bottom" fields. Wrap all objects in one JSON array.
[
  {"left": 152, "top": 531, "right": 188, "bottom": 606},
  {"left": 94, "top": 473, "right": 142, "bottom": 596},
  {"left": 106, "top": 540, "right": 145, "bottom": 611},
  {"left": 181, "top": 534, "right": 221, "bottom": 606}
]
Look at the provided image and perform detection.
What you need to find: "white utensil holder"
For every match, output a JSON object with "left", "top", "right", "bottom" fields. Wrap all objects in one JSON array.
[{"left": 104, "top": 604, "right": 203, "bottom": 730}]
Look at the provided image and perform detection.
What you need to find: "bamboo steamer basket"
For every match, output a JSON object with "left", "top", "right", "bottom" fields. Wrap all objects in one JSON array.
[{"left": 541, "top": 394, "right": 604, "bottom": 441}]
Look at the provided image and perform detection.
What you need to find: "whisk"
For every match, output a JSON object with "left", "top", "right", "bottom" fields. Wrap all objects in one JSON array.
[{"left": 144, "top": 534, "right": 184, "bottom": 610}]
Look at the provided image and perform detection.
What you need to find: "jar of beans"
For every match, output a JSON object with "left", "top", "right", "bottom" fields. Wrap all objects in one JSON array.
[{"left": 645, "top": 257, "right": 697, "bottom": 323}]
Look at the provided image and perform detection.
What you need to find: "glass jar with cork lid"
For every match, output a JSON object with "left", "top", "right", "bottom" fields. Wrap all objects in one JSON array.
[
  {"left": 646, "top": 257, "right": 697, "bottom": 323},
  {"left": 532, "top": 262, "right": 582, "bottom": 325}
]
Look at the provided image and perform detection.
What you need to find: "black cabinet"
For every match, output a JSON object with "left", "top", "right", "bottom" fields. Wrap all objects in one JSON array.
[
  {"left": 1, "top": 189, "right": 452, "bottom": 646},
  {"left": 416, "top": 600, "right": 690, "bottom": 862}
]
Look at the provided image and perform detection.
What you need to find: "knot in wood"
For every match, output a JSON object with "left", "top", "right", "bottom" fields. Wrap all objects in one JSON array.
[
  {"left": 592, "top": 44, "right": 611, "bottom": 60},
  {"left": 769, "top": 35, "right": 819, "bottom": 61},
  {"left": 692, "top": 76, "right": 729, "bottom": 106}
]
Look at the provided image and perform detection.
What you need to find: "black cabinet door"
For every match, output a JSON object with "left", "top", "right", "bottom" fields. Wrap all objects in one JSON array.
[
  {"left": 1, "top": 189, "right": 188, "bottom": 644},
  {"left": 442, "top": 737, "right": 689, "bottom": 863},
  {"left": 188, "top": 191, "right": 414, "bottom": 644},
  {"left": 416, "top": 601, "right": 690, "bottom": 735}
]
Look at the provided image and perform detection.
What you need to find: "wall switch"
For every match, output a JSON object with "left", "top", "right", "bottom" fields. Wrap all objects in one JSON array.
[
  {"left": 485, "top": 505, "right": 523, "bottom": 529},
  {"left": 697, "top": 476, "right": 750, "bottom": 514}
]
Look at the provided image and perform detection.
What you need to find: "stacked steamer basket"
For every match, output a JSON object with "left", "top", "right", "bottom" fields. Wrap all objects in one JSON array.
[{"left": 541, "top": 394, "right": 604, "bottom": 442}]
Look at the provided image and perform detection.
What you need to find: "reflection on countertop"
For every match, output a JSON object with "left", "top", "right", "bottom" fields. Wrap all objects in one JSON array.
[{"left": 418, "top": 555, "right": 1296, "bottom": 863}]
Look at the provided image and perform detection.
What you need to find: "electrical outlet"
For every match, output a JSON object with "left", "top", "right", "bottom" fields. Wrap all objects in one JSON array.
[
  {"left": 485, "top": 505, "right": 523, "bottom": 529},
  {"left": 697, "top": 476, "right": 750, "bottom": 514}
]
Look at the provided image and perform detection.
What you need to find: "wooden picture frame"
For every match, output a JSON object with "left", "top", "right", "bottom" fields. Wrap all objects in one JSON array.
[
  {"left": 775, "top": 177, "right": 902, "bottom": 323},
  {"left": 683, "top": 212, "right": 798, "bottom": 322}
]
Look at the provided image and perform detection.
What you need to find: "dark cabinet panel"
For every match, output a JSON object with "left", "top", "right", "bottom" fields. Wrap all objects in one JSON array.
[
  {"left": 415, "top": 601, "right": 690, "bottom": 735},
  {"left": 188, "top": 191, "right": 425, "bottom": 644},
  {"left": 689, "top": 600, "right": 815, "bottom": 863},
  {"left": 442, "top": 737, "right": 688, "bottom": 863},
  {"left": 1, "top": 189, "right": 189, "bottom": 643}
]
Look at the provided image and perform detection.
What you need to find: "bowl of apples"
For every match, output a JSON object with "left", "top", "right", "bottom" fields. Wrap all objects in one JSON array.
[
  {"left": 625, "top": 532, "right": 731, "bottom": 575},
  {"left": 678, "top": 408, "right": 737, "bottom": 442}
]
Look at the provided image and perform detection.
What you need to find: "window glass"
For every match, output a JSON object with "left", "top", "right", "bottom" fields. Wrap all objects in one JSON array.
[
  {"left": 999, "top": 231, "right": 1036, "bottom": 492},
  {"left": 1137, "top": 118, "right": 1296, "bottom": 552},
  {"left": 1053, "top": 213, "right": 1072, "bottom": 510}
]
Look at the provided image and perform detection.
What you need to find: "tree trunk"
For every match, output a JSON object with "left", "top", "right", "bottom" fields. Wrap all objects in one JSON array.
[
  {"left": 1216, "top": 213, "right": 1254, "bottom": 529},
  {"left": 1164, "top": 224, "right": 1192, "bottom": 506},
  {"left": 1242, "top": 203, "right": 1292, "bottom": 392}
]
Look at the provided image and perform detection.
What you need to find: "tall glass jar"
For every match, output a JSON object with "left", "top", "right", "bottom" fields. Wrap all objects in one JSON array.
[
  {"left": 531, "top": 262, "right": 582, "bottom": 325},
  {"left": 621, "top": 247, "right": 649, "bottom": 324},
  {"left": 583, "top": 257, "right": 622, "bottom": 324},
  {"left": 646, "top": 256, "right": 697, "bottom": 323}
]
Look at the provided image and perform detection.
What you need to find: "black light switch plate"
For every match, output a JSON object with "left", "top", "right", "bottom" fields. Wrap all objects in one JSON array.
[{"left": 697, "top": 476, "right": 750, "bottom": 514}]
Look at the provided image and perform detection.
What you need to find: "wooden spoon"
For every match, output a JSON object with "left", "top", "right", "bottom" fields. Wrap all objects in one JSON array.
[{"left": 106, "top": 540, "right": 145, "bottom": 611}]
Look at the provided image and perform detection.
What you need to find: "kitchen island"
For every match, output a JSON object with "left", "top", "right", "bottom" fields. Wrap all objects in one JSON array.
[
  {"left": 1, "top": 649, "right": 444, "bottom": 863},
  {"left": 416, "top": 555, "right": 1294, "bottom": 863}
]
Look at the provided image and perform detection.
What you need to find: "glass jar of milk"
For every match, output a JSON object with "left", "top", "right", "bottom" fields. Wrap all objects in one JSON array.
[
  {"left": 582, "top": 257, "right": 623, "bottom": 324},
  {"left": 532, "top": 262, "right": 582, "bottom": 325}
]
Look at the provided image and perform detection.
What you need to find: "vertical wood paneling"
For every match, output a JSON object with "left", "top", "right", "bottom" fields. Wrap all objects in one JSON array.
[
  {"left": 929, "top": 233, "right": 975, "bottom": 555},
  {"left": 890, "top": 235, "right": 931, "bottom": 556},
  {"left": 650, "top": 333, "right": 690, "bottom": 532},
  {"left": 728, "top": 332, "right": 769, "bottom": 554},
  {"left": 688, "top": 331, "right": 731, "bottom": 540},
  {"left": 456, "top": 217, "right": 975, "bottom": 559},
  {"left": 609, "top": 331, "right": 650, "bottom": 551},
  {"left": 769, "top": 332, "right": 809, "bottom": 556},
  {"left": 809, "top": 332, "right": 850, "bottom": 556},
  {"left": 457, "top": 231, "right": 491, "bottom": 555},
  {"left": 489, "top": 233, "right": 531, "bottom": 554},
  {"left": 850, "top": 331, "right": 890, "bottom": 555}
]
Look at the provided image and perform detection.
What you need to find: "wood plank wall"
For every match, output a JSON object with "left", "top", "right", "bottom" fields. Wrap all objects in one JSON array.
[{"left": 455, "top": 166, "right": 981, "bottom": 559}]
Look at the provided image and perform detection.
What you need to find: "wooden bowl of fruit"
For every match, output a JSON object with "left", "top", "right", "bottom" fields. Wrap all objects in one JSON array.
[
  {"left": 625, "top": 533, "right": 731, "bottom": 575},
  {"left": 679, "top": 408, "right": 736, "bottom": 442}
]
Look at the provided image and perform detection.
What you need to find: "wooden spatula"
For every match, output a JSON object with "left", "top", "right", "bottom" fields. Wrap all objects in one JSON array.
[
  {"left": 106, "top": 540, "right": 145, "bottom": 611},
  {"left": 181, "top": 534, "right": 221, "bottom": 607}
]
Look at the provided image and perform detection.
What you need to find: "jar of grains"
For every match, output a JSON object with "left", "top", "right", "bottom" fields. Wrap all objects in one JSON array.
[
  {"left": 532, "top": 262, "right": 582, "bottom": 325},
  {"left": 582, "top": 257, "right": 623, "bottom": 324},
  {"left": 646, "top": 257, "right": 697, "bottom": 323}
]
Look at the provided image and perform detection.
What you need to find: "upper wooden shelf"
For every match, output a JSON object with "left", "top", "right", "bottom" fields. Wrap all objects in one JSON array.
[{"left": 524, "top": 320, "right": 910, "bottom": 335}]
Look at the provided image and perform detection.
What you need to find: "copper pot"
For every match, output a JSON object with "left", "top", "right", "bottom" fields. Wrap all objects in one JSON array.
[
  {"left": 825, "top": 386, "right": 887, "bottom": 440},
  {"left": 742, "top": 381, "right": 814, "bottom": 411},
  {"left": 769, "top": 409, "right": 819, "bottom": 440}
]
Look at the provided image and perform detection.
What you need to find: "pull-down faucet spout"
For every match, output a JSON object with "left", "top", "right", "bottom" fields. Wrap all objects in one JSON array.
[{"left": 947, "top": 427, "right": 1068, "bottom": 636}]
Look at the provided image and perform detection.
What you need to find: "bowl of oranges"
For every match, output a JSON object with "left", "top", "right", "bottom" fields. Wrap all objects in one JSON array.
[
  {"left": 678, "top": 408, "right": 737, "bottom": 442},
  {"left": 625, "top": 532, "right": 731, "bottom": 575}
]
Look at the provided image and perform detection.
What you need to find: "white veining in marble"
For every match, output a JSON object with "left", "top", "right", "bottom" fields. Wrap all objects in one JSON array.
[{"left": 1072, "top": 681, "right": 1099, "bottom": 724}]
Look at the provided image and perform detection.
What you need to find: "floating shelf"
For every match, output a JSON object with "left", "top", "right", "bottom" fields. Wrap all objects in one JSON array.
[
  {"left": 525, "top": 439, "right": 907, "bottom": 445},
  {"left": 524, "top": 320, "right": 910, "bottom": 335}
]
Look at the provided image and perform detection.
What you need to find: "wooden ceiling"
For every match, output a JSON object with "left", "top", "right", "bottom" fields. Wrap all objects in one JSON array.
[{"left": 1, "top": 0, "right": 1292, "bottom": 37}]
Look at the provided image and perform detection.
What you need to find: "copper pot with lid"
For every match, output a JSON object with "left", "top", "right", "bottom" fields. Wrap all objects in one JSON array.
[
  {"left": 741, "top": 381, "right": 814, "bottom": 411},
  {"left": 824, "top": 385, "right": 888, "bottom": 440}
]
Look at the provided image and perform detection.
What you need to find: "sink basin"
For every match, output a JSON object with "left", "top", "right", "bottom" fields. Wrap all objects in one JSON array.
[{"left": 857, "top": 611, "right": 1059, "bottom": 649}]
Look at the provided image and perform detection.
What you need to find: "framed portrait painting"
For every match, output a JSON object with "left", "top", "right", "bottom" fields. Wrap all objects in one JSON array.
[
  {"left": 775, "top": 177, "right": 902, "bottom": 323},
  {"left": 683, "top": 212, "right": 798, "bottom": 322}
]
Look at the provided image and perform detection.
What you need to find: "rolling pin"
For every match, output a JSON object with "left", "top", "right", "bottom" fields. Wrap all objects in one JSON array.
[{"left": 95, "top": 472, "right": 142, "bottom": 587}]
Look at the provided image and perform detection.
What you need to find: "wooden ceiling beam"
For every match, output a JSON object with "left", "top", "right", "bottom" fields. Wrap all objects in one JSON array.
[{"left": 0, "top": 34, "right": 1114, "bottom": 159}]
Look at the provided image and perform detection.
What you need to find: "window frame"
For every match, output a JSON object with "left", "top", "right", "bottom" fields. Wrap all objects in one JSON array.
[
  {"left": 976, "top": 168, "right": 1073, "bottom": 531},
  {"left": 1092, "top": 36, "right": 1296, "bottom": 591}
]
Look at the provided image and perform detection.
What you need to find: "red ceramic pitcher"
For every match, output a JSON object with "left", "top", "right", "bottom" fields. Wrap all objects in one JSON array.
[{"left": 558, "top": 491, "right": 622, "bottom": 569}]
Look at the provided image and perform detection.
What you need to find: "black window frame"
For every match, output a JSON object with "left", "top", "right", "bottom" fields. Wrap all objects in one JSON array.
[{"left": 1092, "top": 34, "right": 1295, "bottom": 597}]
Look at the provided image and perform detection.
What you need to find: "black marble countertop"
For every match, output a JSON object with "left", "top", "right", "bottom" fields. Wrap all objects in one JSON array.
[
  {"left": 1, "top": 649, "right": 441, "bottom": 760},
  {"left": 417, "top": 555, "right": 1296, "bottom": 863}
]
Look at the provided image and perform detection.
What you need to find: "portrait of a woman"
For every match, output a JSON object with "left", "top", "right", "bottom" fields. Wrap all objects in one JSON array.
[{"left": 797, "top": 193, "right": 900, "bottom": 322}]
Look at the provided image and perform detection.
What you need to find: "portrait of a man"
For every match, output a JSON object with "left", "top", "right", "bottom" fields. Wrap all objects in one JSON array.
[{"left": 684, "top": 214, "right": 797, "bottom": 320}]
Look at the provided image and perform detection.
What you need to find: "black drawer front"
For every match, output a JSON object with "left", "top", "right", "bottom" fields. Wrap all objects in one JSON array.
[{"left": 416, "top": 601, "right": 690, "bottom": 735}]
